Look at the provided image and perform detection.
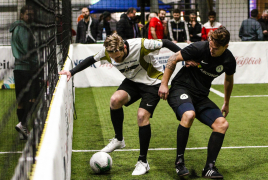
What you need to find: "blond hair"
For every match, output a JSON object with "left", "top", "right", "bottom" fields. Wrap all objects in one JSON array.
[{"left": 104, "top": 33, "right": 124, "bottom": 53}]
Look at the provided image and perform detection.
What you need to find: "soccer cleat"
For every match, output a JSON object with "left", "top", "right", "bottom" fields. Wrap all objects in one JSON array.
[
  {"left": 132, "top": 160, "right": 150, "bottom": 175},
  {"left": 175, "top": 161, "right": 189, "bottom": 176},
  {"left": 15, "top": 122, "right": 29, "bottom": 139},
  {"left": 202, "top": 163, "right": 223, "bottom": 179},
  {"left": 101, "top": 138, "right": 125, "bottom": 153}
]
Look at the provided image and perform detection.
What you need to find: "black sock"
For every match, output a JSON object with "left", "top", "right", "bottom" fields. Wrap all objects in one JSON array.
[
  {"left": 206, "top": 132, "right": 225, "bottom": 167},
  {"left": 176, "top": 124, "right": 190, "bottom": 163},
  {"left": 17, "top": 109, "right": 26, "bottom": 125},
  {"left": 138, "top": 124, "right": 151, "bottom": 163},
  {"left": 110, "top": 107, "right": 124, "bottom": 141}
]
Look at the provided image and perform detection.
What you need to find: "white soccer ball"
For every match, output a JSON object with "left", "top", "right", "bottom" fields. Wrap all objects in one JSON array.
[{"left": 90, "top": 152, "right": 113, "bottom": 174}]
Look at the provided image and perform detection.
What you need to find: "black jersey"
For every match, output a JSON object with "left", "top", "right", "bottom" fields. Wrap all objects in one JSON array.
[{"left": 171, "top": 41, "right": 236, "bottom": 96}]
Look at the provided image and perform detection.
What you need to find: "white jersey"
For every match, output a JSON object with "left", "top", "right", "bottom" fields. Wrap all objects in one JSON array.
[{"left": 94, "top": 38, "right": 164, "bottom": 85}]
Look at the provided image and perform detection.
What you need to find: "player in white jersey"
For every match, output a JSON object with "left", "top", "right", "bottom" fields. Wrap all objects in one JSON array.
[{"left": 59, "top": 33, "right": 181, "bottom": 175}]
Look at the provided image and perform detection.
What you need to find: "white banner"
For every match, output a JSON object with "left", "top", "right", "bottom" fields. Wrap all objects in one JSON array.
[
  {"left": 1, "top": 42, "right": 268, "bottom": 88},
  {"left": 33, "top": 57, "right": 74, "bottom": 180},
  {"left": 70, "top": 42, "right": 268, "bottom": 87},
  {"left": 0, "top": 46, "right": 15, "bottom": 89}
]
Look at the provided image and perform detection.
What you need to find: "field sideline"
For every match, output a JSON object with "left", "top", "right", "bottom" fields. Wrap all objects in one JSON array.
[{"left": 71, "top": 84, "right": 268, "bottom": 179}]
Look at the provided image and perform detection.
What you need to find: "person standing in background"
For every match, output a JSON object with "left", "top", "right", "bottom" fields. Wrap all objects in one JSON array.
[
  {"left": 148, "top": 9, "right": 168, "bottom": 39},
  {"left": 168, "top": 9, "right": 190, "bottom": 43},
  {"left": 76, "top": 7, "right": 99, "bottom": 43},
  {"left": 258, "top": 9, "right": 268, "bottom": 41},
  {"left": 187, "top": 12, "right": 202, "bottom": 42},
  {"left": 239, "top": 9, "right": 263, "bottom": 41},
  {"left": 10, "top": 5, "right": 40, "bottom": 140},
  {"left": 201, "top": 11, "right": 221, "bottom": 41},
  {"left": 98, "top": 11, "right": 112, "bottom": 40},
  {"left": 143, "top": 12, "right": 157, "bottom": 38},
  {"left": 116, "top": 7, "right": 143, "bottom": 40}
]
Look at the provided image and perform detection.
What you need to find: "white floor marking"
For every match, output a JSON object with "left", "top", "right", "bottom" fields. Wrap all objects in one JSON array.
[
  {"left": 210, "top": 88, "right": 224, "bottom": 97},
  {"left": 72, "top": 145, "right": 268, "bottom": 152},
  {"left": 231, "top": 95, "right": 268, "bottom": 98},
  {"left": 210, "top": 88, "right": 268, "bottom": 98},
  {"left": 0, "top": 151, "right": 22, "bottom": 154}
]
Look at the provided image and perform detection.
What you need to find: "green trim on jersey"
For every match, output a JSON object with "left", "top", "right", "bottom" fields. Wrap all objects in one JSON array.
[
  {"left": 140, "top": 38, "right": 163, "bottom": 80},
  {"left": 94, "top": 49, "right": 111, "bottom": 63}
]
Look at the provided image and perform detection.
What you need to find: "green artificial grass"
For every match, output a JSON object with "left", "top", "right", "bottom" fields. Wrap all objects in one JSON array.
[{"left": 70, "top": 84, "right": 268, "bottom": 179}]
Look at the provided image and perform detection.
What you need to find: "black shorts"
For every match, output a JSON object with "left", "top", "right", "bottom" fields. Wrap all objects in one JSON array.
[
  {"left": 14, "top": 70, "right": 40, "bottom": 104},
  {"left": 167, "top": 87, "right": 223, "bottom": 127},
  {"left": 117, "top": 78, "right": 160, "bottom": 117}
]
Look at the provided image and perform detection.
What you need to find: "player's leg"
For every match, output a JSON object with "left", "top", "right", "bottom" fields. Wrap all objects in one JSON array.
[
  {"left": 196, "top": 99, "right": 227, "bottom": 179},
  {"left": 132, "top": 83, "right": 159, "bottom": 175},
  {"left": 101, "top": 79, "right": 140, "bottom": 153},
  {"left": 14, "top": 70, "right": 29, "bottom": 140},
  {"left": 132, "top": 108, "right": 151, "bottom": 175},
  {"left": 167, "top": 88, "right": 195, "bottom": 176}
]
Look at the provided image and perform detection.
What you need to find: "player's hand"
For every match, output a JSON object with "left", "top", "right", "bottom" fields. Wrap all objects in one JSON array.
[
  {"left": 58, "top": 70, "right": 72, "bottom": 82},
  {"left": 158, "top": 84, "right": 169, "bottom": 100},
  {"left": 185, "top": 60, "right": 198, "bottom": 67},
  {"left": 221, "top": 103, "right": 229, "bottom": 118}
]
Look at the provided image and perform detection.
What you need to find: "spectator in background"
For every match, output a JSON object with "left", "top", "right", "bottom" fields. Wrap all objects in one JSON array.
[
  {"left": 76, "top": 7, "right": 99, "bottom": 43},
  {"left": 168, "top": 9, "right": 190, "bottom": 43},
  {"left": 143, "top": 12, "right": 157, "bottom": 38},
  {"left": 98, "top": 11, "right": 112, "bottom": 40},
  {"left": 148, "top": 9, "right": 168, "bottom": 39},
  {"left": 187, "top": 12, "right": 202, "bottom": 42},
  {"left": 201, "top": 11, "right": 221, "bottom": 41},
  {"left": 258, "top": 9, "right": 268, "bottom": 41},
  {"left": 116, "top": 7, "right": 143, "bottom": 40},
  {"left": 239, "top": 9, "right": 263, "bottom": 41},
  {"left": 10, "top": 5, "right": 40, "bottom": 140}
]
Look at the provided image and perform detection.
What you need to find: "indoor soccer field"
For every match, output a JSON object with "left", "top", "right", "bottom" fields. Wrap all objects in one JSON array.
[{"left": 71, "top": 83, "right": 268, "bottom": 180}]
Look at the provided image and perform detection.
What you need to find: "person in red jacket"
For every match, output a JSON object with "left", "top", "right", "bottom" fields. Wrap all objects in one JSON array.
[
  {"left": 201, "top": 11, "right": 222, "bottom": 40},
  {"left": 148, "top": 9, "right": 168, "bottom": 39}
]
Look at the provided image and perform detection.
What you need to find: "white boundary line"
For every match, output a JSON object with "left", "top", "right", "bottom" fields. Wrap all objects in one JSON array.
[
  {"left": 210, "top": 88, "right": 268, "bottom": 98},
  {"left": 210, "top": 88, "right": 224, "bottom": 97},
  {"left": 231, "top": 95, "right": 268, "bottom": 98},
  {"left": 0, "top": 151, "right": 22, "bottom": 154},
  {"left": 72, "top": 145, "right": 268, "bottom": 152}
]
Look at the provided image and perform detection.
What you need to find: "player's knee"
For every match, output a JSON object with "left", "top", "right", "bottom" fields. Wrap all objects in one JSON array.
[
  {"left": 212, "top": 117, "right": 229, "bottom": 133},
  {"left": 110, "top": 95, "right": 123, "bottom": 109},
  {"left": 181, "top": 111, "right": 195, "bottom": 126},
  {"left": 137, "top": 111, "right": 150, "bottom": 126}
]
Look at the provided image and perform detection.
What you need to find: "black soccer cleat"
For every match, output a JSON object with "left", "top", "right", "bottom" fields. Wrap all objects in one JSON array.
[
  {"left": 175, "top": 161, "right": 189, "bottom": 176},
  {"left": 202, "top": 163, "right": 223, "bottom": 179}
]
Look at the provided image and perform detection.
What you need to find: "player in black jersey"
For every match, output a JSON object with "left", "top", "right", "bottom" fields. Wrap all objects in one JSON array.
[{"left": 159, "top": 27, "right": 236, "bottom": 179}]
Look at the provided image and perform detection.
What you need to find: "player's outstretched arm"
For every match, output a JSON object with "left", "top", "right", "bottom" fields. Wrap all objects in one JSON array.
[
  {"left": 59, "top": 56, "right": 97, "bottom": 82},
  {"left": 162, "top": 39, "right": 181, "bottom": 53},
  {"left": 158, "top": 51, "right": 183, "bottom": 100},
  {"left": 221, "top": 74, "right": 234, "bottom": 117}
]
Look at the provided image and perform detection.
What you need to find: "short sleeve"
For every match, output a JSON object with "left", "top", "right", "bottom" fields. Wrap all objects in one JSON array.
[
  {"left": 149, "top": 17, "right": 158, "bottom": 28},
  {"left": 93, "top": 46, "right": 109, "bottom": 62},
  {"left": 180, "top": 43, "right": 199, "bottom": 60},
  {"left": 224, "top": 56, "right": 236, "bottom": 75}
]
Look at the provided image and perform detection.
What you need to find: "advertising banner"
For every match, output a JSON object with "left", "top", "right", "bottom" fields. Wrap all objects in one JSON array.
[
  {"left": 1, "top": 41, "right": 268, "bottom": 88},
  {"left": 70, "top": 42, "right": 268, "bottom": 87}
]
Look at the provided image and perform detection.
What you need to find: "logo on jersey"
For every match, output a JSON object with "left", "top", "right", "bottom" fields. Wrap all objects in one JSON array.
[
  {"left": 180, "top": 94, "right": 188, "bottom": 100},
  {"left": 216, "top": 65, "right": 223, "bottom": 73},
  {"left": 201, "top": 60, "right": 208, "bottom": 64}
]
